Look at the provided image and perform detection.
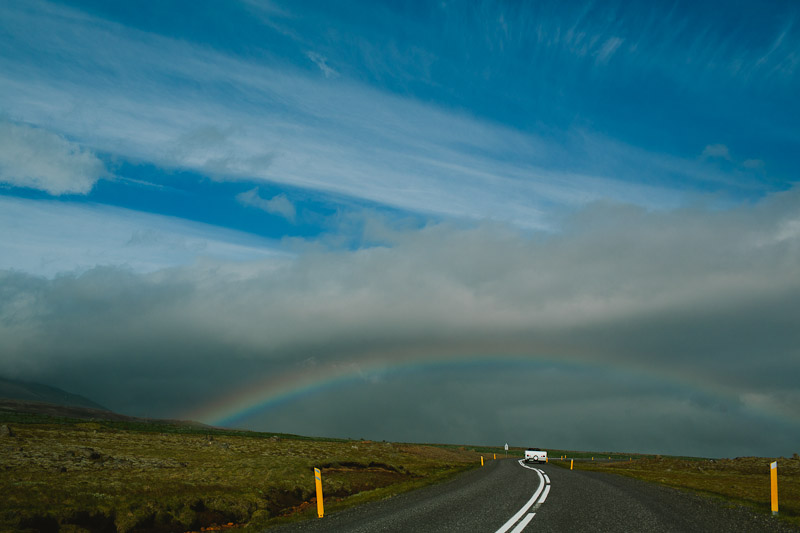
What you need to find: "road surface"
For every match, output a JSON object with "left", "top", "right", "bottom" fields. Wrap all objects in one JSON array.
[{"left": 267, "top": 458, "right": 798, "bottom": 532}]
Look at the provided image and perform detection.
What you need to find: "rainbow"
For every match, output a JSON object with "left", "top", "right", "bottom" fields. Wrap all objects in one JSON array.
[{"left": 184, "top": 350, "right": 787, "bottom": 428}]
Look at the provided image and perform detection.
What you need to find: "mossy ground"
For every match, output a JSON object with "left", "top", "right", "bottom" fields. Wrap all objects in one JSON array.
[
  {"left": 552, "top": 455, "right": 800, "bottom": 527},
  {"left": 0, "top": 416, "right": 485, "bottom": 532},
  {"left": 8, "top": 413, "right": 789, "bottom": 532}
]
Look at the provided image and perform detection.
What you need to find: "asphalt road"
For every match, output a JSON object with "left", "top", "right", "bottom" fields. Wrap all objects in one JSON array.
[{"left": 267, "top": 458, "right": 799, "bottom": 532}]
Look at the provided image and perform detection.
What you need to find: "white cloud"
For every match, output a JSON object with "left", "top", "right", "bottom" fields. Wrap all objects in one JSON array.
[
  {"left": 743, "top": 158, "right": 765, "bottom": 169},
  {"left": 701, "top": 143, "right": 731, "bottom": 160},
  {"left": 2, "top": 187, "right": 799, "bottom": 454},
  {"left": 3, "top": 186, "right": 799, "bottom": 393},
  {"left": 772, "top": 216, "right": 800, "bottom": 244},
  {"left": 0, "top": 1, "right": 747, "bottom": 229},
  {"left": 306, "top": 51, "right": 338, "bottom": 78},
  {"left": 595, "top": 36, "right": 623, "bottom": 64},
  {"left": 0, "top": 195, "right": 286, "bottom": 277},
  {"left": 0, "top": 120, "right": 105, "bottom": 195},
  {"left": 236, "top": 188, "right": 296, "bottom": 222}
]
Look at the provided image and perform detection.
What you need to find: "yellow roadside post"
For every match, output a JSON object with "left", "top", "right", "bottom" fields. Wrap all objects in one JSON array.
[
  {"left": 314, "top": 468, "right": 324, "bottom": 518},
  {"left": 771, "top": 461, "right": 779, "bottom": 516},
  {"left": 546, "top": 456, "right": 548, "bottom": 463},
  {"left": 570, "top": 459, "right": 573, "bottom": 470},
  {"left": 481, "top": 456, "right": 484, "bottom": 466},
  {"left": 314, "top": 468, "right": 325, "bottom": 518},
  {"left": 494, "top": 453, "right": 496, "bottom": 460}
]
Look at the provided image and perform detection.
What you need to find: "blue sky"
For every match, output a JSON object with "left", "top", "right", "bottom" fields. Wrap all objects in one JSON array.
[
  {"left": 2, "top": 0, "right": 796, "bottom": 248},
  {"left": 1, "top": 0, "right": 799, "bottom": 456}
]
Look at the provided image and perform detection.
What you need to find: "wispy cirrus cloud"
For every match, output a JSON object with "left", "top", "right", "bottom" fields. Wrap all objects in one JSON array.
[
  {"left": 305, "top": 51, "right": 338, "bottom": 78},
  {"left": 237, "top": 187, "right": 296, "bottom": 222},
  {"left": 594, "top": 36, "right": 624, "bottom": 64},
  {"left": 743, "top": 158, "right": 765, "bottom": 169},
  {"left": 0, "top": 119, "right": 105, "bottom": 195},
  {"left": 0, "top": 195, "right": 285, "bottom": 277},
  {"left": 702, "top": 143, "right": 731, "bottom": 160},
  {"left": 0, "top": 0, "right": 788, "bottom": 231}
]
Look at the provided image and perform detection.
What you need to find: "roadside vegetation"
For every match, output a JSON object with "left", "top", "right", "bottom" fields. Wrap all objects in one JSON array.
[
  {"left": 552, "top": 454, "right": 800, "bottom": 527},
  {"left": 0, "top": 413, "right": 483, "bottom": 532},
  {"left": 5, "top": 409, "right": 796, "bottom": 531}
]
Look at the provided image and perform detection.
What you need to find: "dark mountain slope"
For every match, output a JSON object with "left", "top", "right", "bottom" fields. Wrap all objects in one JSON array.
[{"left": 0, "top": 376, "right": 108, "bottom": 410}]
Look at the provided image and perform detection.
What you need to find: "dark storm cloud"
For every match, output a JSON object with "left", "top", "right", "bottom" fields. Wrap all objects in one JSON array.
[
  {"left": 243, "top": 364, "right": 800, "bottom": 458},
  {"left": 1, "top": 188, "right": 799, "bottom": 455}
]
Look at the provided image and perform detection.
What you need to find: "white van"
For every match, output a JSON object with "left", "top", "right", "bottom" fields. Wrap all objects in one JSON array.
[{"left": 524, "top": 448, "right": 547, "bottom": 464}]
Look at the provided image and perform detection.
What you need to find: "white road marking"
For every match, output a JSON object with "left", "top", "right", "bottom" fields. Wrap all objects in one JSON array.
[
  {"left": 494, "top": 462, "right": 545, "bottom": 533},
  {"left": 538, "top": 484, "right": 551, "bottom": 503},
  {"left": 510, "top": 513, "right": 536, "bottom": 533},
  {"left": 496, "top": 460, "right": 554, "bottom": 531}
]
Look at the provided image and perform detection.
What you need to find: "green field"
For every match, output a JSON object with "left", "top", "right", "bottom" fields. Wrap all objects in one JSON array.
[
  {"left": 551, "top": 454, "right": 800, "bottom": 527},
  {"left": 4, "top": 411, "right": 798, "bottom": 532},
  {"left": 0, "top": 413, "right": 486, "bottom": 532}
]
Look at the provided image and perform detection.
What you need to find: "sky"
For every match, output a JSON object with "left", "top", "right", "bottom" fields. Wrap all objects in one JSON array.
[{"left": 1, "top": 0, "right": 798, "bottom": 458}]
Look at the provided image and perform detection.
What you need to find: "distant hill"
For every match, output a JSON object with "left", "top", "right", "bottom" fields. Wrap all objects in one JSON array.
[
  {"left": 0, "top": 376, "right": 108, "bottom": 410},
  {"left": 0, "top": 397, "right": 218, "bottom": 432},
  {"left": 0, "top": 376, "right": 215, "bottom": 430}
]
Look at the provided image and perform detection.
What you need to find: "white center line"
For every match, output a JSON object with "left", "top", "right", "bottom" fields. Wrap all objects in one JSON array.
[
  {"left": 494, "top": 463, "right": 545, "bottom": 533},
  {"left": 537, "top": 484, "right": 551, "bottom": 504},
  {"left": 510, "top": 513, "right": 536, "bottom": 533}
]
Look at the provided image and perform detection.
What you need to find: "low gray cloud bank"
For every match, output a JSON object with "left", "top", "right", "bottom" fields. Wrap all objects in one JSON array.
[{"left": 1, "top": 189, "right": 799, "bottom": 455}]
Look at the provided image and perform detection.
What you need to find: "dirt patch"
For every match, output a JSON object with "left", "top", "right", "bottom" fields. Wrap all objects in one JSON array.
[
  {"left": 16, "top": 511, "right": 117, "bottom": 533},
  {"left": 319, "top": 461, "right": 402, "bottom": 473},
  {"left": 263, "top": 487, "right": 312, "bottom": 517}
]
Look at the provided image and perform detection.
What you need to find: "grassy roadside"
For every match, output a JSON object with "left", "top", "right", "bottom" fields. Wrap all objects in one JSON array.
[
  {"left": 10, "top": 409, "right": 793, "bottom": 532},
  {"left": 550, "top": 454, "right": 800, "bottom": 527},
  {"left": 0, "top": 414, "right": 485, "bottom": 532}
]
